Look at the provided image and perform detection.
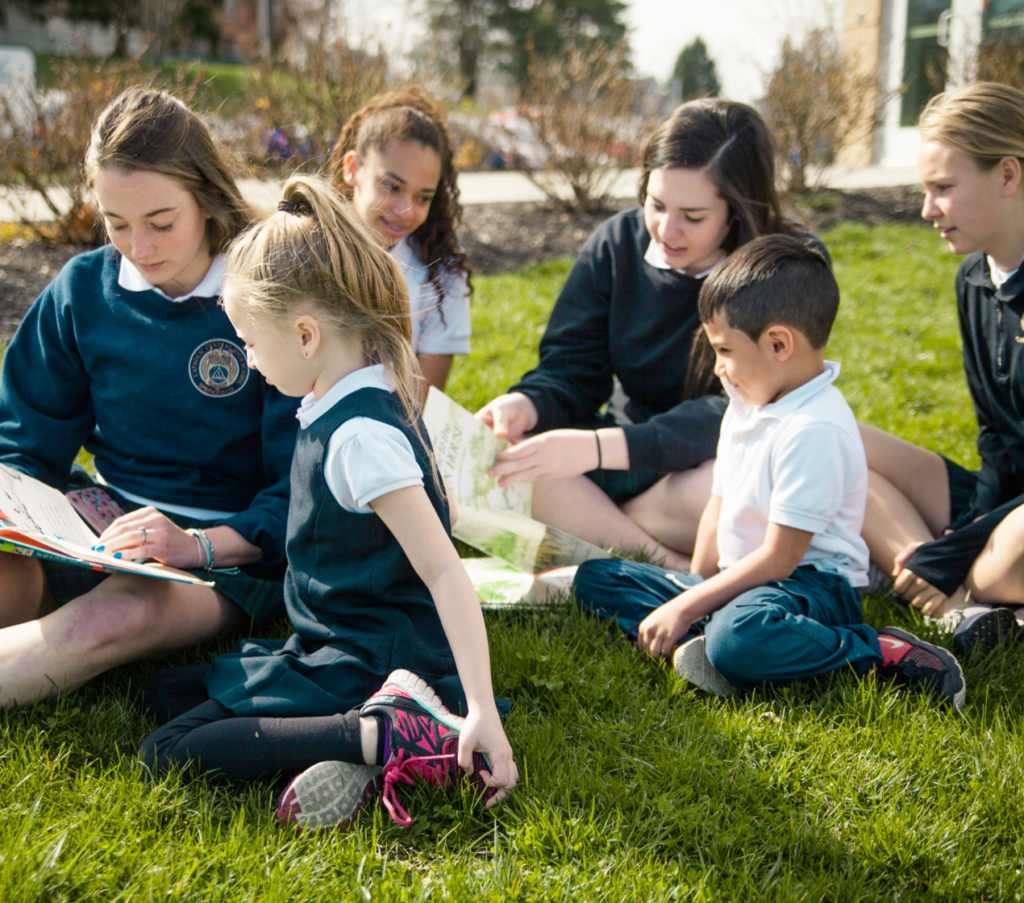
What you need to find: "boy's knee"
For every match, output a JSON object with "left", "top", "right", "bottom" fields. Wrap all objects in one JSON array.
[
  {"left": 573, "top": 559, "right": 624, "bottom": 608},
  {"left": 704, "top": 602, "right": 771, "bottom": 685}
]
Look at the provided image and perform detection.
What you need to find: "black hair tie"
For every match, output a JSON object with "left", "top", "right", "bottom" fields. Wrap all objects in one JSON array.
[{"left": 278, "top": 199, "right": 306, "bottom": 214}]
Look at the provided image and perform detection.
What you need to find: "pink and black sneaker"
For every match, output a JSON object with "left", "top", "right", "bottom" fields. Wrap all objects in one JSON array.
[
  {"left": 876, "top": 627, "right": 966, "bottom": 711},
  {"left": 361, "top": 670, "right": 494, "bottom": 826},
  {"left": 275, "top": 760, "right": 382, "bottom": 833}
]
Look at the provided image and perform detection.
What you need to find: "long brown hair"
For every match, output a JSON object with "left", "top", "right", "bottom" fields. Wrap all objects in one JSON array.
[
  {"left": 328, "top": 85, "right": 471, "bottom": 307},
  {"left": 86, "top": 87, "right": 256, "bottom": 253},
  {"left": 223, "top": 175, "right": 437, "bottom": 484},
  {"left": 638, "top": 99, "right": 798, "bottom": 399}
]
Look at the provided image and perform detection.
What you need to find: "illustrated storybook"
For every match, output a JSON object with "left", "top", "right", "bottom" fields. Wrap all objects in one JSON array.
[
  {"left": 423, "top": 388, "right": 614, "bottom": 605},
  {"left": 0, "top": 464, "right": 213, "bottom": 586}
]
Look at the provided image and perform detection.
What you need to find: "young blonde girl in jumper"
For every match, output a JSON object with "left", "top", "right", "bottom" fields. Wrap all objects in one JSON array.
[
  {"left": 329, "top": 86, "right": 472, "bottom": 392},
  {"left": 139, "top": 175, "right": 516, "bottom": 831}
]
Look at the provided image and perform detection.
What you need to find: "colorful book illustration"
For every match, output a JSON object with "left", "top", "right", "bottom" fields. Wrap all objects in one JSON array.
[
  {"left": 0, "top": 464, "right": 213, "bottom": 586},
  {"left": 423, "top": 389, "right": 614, "bottom": 604}
]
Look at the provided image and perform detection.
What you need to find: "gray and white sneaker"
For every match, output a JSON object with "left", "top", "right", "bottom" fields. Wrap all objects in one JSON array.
[
  {"left": 952, "top": 604, "right": 1023, "bottom": 657},
  {"left": 276, "top": 760, "right": 382, "bottom": 832},
  {"left": 673, "top": 636, "right": 738, "bottom": 697}
]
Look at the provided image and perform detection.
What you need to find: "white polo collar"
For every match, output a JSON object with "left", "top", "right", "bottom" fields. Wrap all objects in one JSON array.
[
  {"left": 296, "top": 363, "right": 394, "bottom": 429},
  {"left": 723, "top": 360, "right": 841, "bottom": 427},
  {"left": 643, "top": 238, "right": 721, "bottom": 278},
  {"left": 118, "top": 253, "right": 226, "bottom": 301}
]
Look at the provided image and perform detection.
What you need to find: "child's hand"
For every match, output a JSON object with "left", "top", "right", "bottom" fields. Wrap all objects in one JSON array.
[
  {"left": 489, "top": 429, "right": 597, "bottom": 485},
  {"left": 457, "top": 704, "right": 518, "bottom": 808},
  {"left": 475, "top": 393, "right": 538, "bottom": 443},
  {"left": 638, "top": 601, "right": 692, "bottom": 659},
  {"left": 893, "top": 542, "right": 951, "bottom": 614}
]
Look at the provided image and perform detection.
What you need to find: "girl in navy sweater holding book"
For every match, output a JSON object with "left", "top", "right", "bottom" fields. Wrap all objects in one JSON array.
[
  {"left": 477, "top": 99, "right": 826, "bottom": 570},
  {"left": 0, "top": 88, "right": 296, "bottom": 709},
  {"left": 140, "top": 175, "right": 516, "bottom": 832}
]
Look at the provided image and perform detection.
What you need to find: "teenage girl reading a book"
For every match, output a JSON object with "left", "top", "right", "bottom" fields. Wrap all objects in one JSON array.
[
  {"left": 139, "top": 175, "right": 516, "bottom": 832},
  {"left": 477, "top": 99, "right": 828, "bottom": 571},
  {"left": 329, "top": 86, "right": 472, "bottom": 392},
  {"left": 861, "top": 82, "right": 1024, "bottom": 656},
  {"left": 0, "top": 88, "right": 296, "bottom": 708}
]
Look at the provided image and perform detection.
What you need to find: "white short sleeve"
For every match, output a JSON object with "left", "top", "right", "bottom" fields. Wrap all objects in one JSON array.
[
  {"left": 391, "top": 239, "right": 471, "bottom": 355},
  {"left": 324, "top": 417, "right": 424, "bottom": 513},
  {"left": 768, "top": 422, "right": 850, "bottom": 534}
]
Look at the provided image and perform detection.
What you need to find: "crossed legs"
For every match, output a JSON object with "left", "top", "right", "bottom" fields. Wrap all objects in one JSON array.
[
  {"left": 0, "top": 552, "right": 246, "bottom": 709},
  {"left": 859, "top": 423, "right": 1024, "bottom": 607}
]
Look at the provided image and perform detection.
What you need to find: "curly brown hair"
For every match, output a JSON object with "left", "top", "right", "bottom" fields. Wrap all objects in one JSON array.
[{"left": 328, "top": 85, "right": 472, "bottom": 309}]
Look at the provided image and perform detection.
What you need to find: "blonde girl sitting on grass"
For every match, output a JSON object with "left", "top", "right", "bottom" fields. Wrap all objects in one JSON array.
[{"left": 139, "top": 175, "right": 517, "bottom": 832}]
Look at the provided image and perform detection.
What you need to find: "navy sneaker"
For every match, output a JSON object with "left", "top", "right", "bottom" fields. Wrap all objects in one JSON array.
[
  {"left": 361, "top": 670, "right": 494, "bottom": 826},
  {"left": 877, "top": 627, "right": 966, "bottom": 711},
  {"left": 952, "top": 605, "right": 1023, "bottom": 657}
]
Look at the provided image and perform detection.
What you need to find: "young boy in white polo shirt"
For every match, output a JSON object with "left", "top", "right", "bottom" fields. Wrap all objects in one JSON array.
[{"left": 573, "top": 234, "right": 966, "bottom": 709}]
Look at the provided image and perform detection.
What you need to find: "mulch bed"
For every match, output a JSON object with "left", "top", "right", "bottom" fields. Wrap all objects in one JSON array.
[{"left": 0, "top": 186, "right": 925, "bottom": 343}]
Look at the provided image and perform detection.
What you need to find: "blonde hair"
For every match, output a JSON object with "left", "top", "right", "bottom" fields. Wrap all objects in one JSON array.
[
  {"left": 919, "top": 81, "right": 1024, "bottom": 170},
  {"left": 86, "top": 87, "right": 257, "bottom": 252},
  {"left": 224, "top": 175, "right": 437, "bottom": 484}
]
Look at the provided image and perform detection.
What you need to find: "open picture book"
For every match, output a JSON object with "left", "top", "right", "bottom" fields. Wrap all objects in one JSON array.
[
  {"left": 0, "top": 463, "right": 212, "bottom": 586},
  {"left": 423, "top": 388, "right": 615, "bottom": 605}
]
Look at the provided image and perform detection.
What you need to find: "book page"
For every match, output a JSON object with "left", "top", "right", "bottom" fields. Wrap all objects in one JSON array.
[
  {"left": 423, "top": 388, "right": 532, "bottom": 516},
  {"left": 0, "top": 464, "right": 96, "bottom": 546},
  {"left": 453, "top": 506, "right": 611, "bottom": 574}
]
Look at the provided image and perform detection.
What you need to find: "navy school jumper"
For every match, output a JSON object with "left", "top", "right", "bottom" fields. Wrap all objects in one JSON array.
[{"left": 203, "top": 387, "right": 468, "bottom": 717}]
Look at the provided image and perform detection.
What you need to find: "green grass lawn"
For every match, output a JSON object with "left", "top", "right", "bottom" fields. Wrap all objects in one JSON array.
[{"left": 4, "top": 222, "right": 1023, "bottom": 901}]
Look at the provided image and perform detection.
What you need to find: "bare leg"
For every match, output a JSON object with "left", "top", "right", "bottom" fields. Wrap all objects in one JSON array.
[
  {"left": 863, "top": 470, "right": 938, "bottom": 576},
  {"left": 966, "top": 506, "right": 1024, "bottom": 606},
  {"left": 530, "top": 475, "right": 691, "bottom": 571},
  {"left": 622, "top": 460, "right": 714, "bottom": 554},
  {"left": 859, "top": 423, "right": 951, "bottom": 536},
  {"left": 0, "top": 572, "right": 246, "bottom": 709},
  {"left": 0, "top": 553, "right": 52, "bottom": 628}
]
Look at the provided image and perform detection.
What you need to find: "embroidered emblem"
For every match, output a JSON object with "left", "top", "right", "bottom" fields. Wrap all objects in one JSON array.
[{"left": 189, "top": 339, "right": 249, "bottom": 397}]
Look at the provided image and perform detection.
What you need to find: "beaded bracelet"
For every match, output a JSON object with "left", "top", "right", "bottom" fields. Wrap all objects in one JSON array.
[{"left": 187, "top": 527, "right": 215, "bottom": 571}]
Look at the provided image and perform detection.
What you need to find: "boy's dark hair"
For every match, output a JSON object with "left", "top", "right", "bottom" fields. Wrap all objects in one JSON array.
[{"left": 697, "top": 234, "right": 838, "bottom": 349}]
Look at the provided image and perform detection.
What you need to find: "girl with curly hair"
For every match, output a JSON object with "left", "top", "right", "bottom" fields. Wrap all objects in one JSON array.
[{"left": 329, "top": 86, "right": 472, "bottom": 392}]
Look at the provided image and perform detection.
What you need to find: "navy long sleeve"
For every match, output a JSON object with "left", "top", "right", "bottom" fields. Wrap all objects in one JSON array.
[
  {"left": 509, "top": 208, "right": 827, "bottom": 474},
  {"left": 0, "top": 247, "right": 297, "bottom": 569},
  {"left": 905, "top": 255, "right": 1024, "bottom": 592}
]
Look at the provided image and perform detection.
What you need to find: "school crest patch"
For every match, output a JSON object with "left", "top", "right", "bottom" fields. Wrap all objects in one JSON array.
[{"left": 189, "top": 339, "right": 249, "bottom": 397}]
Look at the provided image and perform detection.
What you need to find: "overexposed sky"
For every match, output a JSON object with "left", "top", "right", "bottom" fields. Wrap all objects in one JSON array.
[{"left": 341, "top": 0, "right": 829, "bottom": 104}]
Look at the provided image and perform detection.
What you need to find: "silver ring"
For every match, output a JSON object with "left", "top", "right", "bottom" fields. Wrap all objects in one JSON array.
[{"left": 138, "top": 526, "right": 147, "bottom": 545}]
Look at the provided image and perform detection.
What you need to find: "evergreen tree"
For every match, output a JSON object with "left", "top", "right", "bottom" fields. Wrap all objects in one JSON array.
[{"left": 672, "top": 37, "right": 721, "bottom": 100}]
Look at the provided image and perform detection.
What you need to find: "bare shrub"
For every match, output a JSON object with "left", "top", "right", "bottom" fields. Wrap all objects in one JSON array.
[
  {"left": 976, "top": 32, "right": 1024, "bottom": 92},
  {"left": 763, "top": 26, "right": 882, "bottom": 193},
  {"left": 244, "top": 31, "right": 390, "bottom": 174},
  {"left": 0, "top": 56, "right": 204, "bottom": 244},
  {"left": 509, "top": 40, "right": 658, "bottom": 213}
]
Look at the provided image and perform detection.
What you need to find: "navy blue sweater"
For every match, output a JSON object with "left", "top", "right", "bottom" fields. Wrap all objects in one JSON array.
[
  {"left": 0, "top": 247, "right": 297, "bottom": 570},
  {"left": 509, "top": 207, "right": 828, "bottom": 474}
]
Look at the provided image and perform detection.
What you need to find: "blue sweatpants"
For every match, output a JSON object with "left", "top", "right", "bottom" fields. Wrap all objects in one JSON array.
[{"left": 573, "top": 560, "right": 883, "bottom": 689}]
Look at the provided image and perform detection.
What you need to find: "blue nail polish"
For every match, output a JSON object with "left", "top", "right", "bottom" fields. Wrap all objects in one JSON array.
[
  {"left": 93, "top": 544, "right": 104, "bottom": 552},
  {"left": 113, "top": 552, "right": 122, "bottom": 559}
]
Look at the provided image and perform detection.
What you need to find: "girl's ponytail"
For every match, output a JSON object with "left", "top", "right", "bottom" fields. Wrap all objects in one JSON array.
[{"left": 224, "top": 175, "right": 441, "bottom": 491}]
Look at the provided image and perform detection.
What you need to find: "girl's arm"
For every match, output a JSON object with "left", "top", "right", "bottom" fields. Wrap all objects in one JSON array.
[
  {"left": 371, "top": 484, "right": 518, "bottom": 804},
  {"left": 417, "top": 354, "right": 454, "bottom": 393}
]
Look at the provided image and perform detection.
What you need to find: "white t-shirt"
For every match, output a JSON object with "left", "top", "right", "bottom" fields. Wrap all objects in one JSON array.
[
  {"left": 296, "top": 363, "right": 423, "bottom": 514},
  {"left": 710, "top": 362, "right": 870, "bottom": 587},
  {"left": 390, "top": 237, "right": 471, "bottom": 356}
]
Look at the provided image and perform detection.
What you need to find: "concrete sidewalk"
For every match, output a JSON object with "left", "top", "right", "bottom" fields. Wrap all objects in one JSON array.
[{"left": 0, "top": 165, "right": 920, "bottom": 222}]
